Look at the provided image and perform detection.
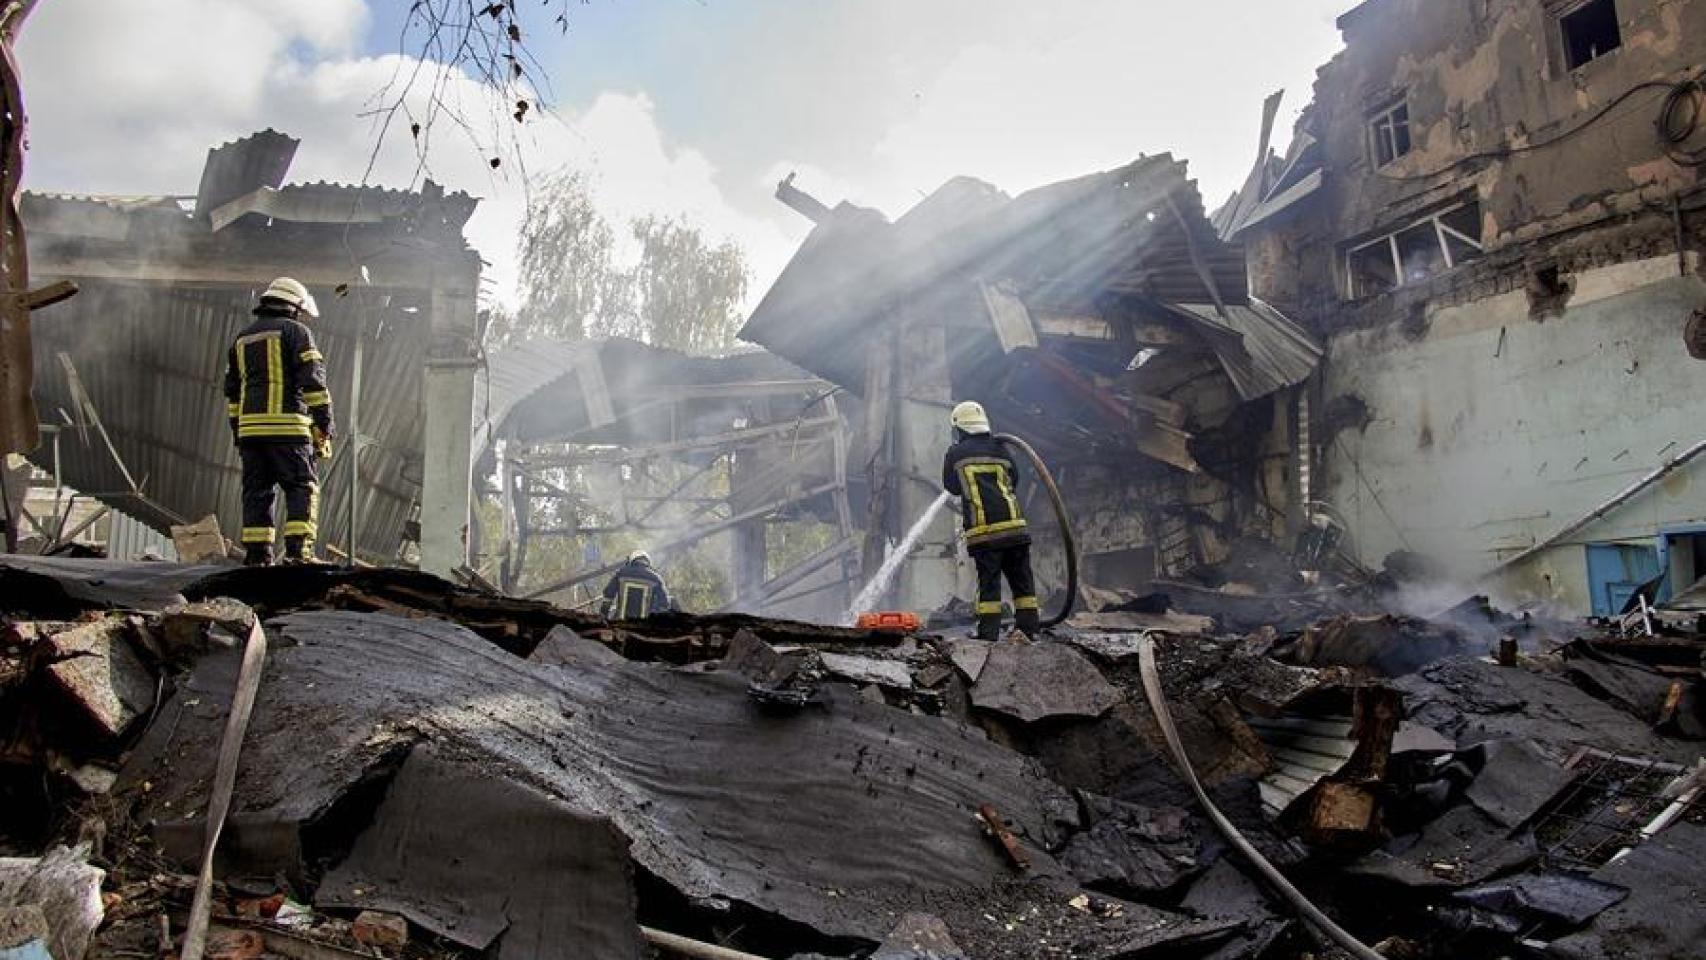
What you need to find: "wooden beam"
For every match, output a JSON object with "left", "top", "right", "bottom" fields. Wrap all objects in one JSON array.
[{"left": 20, "top": 279, "right": 75, "bottom": 311}]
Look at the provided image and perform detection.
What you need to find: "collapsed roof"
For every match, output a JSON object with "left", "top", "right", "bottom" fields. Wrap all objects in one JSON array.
[{"left": 740, "top": 156, "right": 1321, "bottom": 473}]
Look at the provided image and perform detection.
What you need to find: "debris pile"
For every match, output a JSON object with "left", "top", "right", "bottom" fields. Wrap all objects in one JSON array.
[{"left": 1, "top": 555, "right": 1702, "bottom": 959}]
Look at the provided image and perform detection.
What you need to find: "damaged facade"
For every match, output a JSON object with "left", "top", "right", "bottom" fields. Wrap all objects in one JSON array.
[
  {"left": 473, "top": 337, "right": 865, "bottom": 621},
  {"left": 743, "top": 158, "right": 1322, "bottom": 615},
  {"left": 1226, "top": 0, "right": 1706, "bottom": 614},
  {"left": 18, "top": 131, "right": 481, "bottom": 576}
]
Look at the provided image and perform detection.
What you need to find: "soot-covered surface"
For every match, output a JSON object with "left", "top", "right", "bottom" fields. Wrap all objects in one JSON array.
[
  {"left": 123, "top": 610, "right": 1080, "bottom": 944},
  {"left": 316, "top": 742, "right": 644, "bottom": 960},
  {"left": 1393, "top": 657, "right": 1701, "bottom": 765},
  {"left": 0, "top": 556, "right": 229, "bottom": 614}
]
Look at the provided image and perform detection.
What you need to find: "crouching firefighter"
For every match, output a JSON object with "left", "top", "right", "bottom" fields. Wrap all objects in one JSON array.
[
  {"left": 224, "top": 277, "right": 335, "bottom": 566},
  {"left": 602, "top": 550, "right": 674, "bottom": 620},
  {"left": 943, "top": 401, "right": 1040, "bottom": 640}
]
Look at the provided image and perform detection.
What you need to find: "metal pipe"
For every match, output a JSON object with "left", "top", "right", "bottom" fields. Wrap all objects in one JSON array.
[
  {"left": 1134, "top": 633, "right": 1385, "bottom": 960},
  {"left": 1486, "top": 437, "right": 1706, "bottom": 575},
  {"left": 640, "top": 927, "right": 767, "bottom": 960}
]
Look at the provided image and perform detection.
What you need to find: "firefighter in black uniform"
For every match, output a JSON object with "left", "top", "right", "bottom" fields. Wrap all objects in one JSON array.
[
  {"left": 942, "top": 401, "right": 1040, "bottom": 640},
  {"left": 601, "top": 550, "right": 674, "bottom": 619},
  {"left": 223, "top": 278, "right": 335, "bottom": 566}
]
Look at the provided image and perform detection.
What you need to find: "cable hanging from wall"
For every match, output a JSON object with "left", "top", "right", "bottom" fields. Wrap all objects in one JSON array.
[{"left": 1377, "top": 68, "right": 1706, "bottom": 182}]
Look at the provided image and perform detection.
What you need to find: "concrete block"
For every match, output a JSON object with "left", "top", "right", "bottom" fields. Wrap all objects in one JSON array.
[{"left": 43, "top": 619, "right": 154, "bottom": 739}]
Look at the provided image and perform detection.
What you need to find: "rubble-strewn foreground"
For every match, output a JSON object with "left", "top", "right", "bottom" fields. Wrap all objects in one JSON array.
[{"left": 1, "top": 556, "right": 1702, "bottom": 960}]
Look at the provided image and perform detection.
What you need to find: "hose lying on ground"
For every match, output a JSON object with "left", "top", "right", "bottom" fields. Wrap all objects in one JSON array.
[
  {"left": 1135, "top": 633, "right": 1386, "bottom": 960},
  {"left": 994, "top": 433, "right": 1077, "bottom": 628}
]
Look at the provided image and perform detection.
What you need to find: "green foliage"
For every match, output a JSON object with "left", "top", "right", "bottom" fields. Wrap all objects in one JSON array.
[
  {"left": 766, "top": 519, "right": 838, "bottom": 579},
  {"left": 624, "top": 215, "right": 748, "bottom": 356},
  {"left": 494, "top": 171, "right": 632, "bottom": 345},
  {"left": 490, "top": 173, "right": 748, "bottom": 355}
]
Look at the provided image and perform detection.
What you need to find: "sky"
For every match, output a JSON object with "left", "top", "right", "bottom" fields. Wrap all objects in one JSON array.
[{"left": 17, "top": 0, "right": 1353, "bottom": 311}]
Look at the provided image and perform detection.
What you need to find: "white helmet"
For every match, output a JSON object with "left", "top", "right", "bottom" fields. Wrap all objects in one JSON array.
[
  {"left": 950, "top": 400, "right": 990, "bottom": 435},
  {"left": 260, "top": 277, "right": 319, "bottom": 319},
  {"left": 628, "top": 549, "right": 651, "bottom": 565}
]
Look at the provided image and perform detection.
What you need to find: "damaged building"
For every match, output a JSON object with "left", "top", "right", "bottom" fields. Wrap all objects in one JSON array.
[
  {"left": 1221, "top": 0, "right": 1706, "bottom": 615},
  {"left": 15, "top": 130, "right": 482, "bottom": 576},
  {"left": 743, "top": 158, "right": 1322, "bottom": 616},
  {"left": 4, "top": 3, "right": 1706, "bottom": 960}
]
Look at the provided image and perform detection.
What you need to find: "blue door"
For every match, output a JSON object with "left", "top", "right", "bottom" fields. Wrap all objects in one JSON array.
[{"left": 1585, "top": 543, "right": 1662, "bottom": 617}]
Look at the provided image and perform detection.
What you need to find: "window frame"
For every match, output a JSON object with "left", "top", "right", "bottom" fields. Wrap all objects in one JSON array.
[
  {"left": 1344, "top": 201, "right": 1485, "bottom": 299},
  {"left": 1556, "top": 0, "right": 1622, "bottom": 72},
  {"left": 1367, "top": 96, "right": 1412, "bottom": 168}
]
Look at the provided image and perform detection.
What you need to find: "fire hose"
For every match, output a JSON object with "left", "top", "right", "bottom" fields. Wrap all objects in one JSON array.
[
  {"left": 1134, "top": 633, "right": 1385, "bottom": 960},
  {"left": 993, "top": 433, "right": 1077, "bottom": 628}
]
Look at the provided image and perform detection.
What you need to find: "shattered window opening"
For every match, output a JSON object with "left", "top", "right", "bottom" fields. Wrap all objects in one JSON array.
[
  {"left": 1369, "top": 97, "right": 1412, "bottom": 167},
  {"left": 1560, "top": 0, "right": 1622, "bottom": 70},
  {"left": 1344, "top": 201, "right": 1485, "bottom": 298}
]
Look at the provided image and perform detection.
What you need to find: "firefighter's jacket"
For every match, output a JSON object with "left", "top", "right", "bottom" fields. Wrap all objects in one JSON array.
[
  {"left": 602, "top": 559, "right": 673, "bottom": 619},
  {"left": 224, "top": 305, "right": 335, "bottom": 443},
  {"left": 942, "top": 432, "right": 1031, "bottom": 552}
]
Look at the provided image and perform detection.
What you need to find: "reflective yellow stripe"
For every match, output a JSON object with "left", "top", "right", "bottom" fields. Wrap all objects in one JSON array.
[
  {"left": 267, "top": 336, "right": 284, "bottom": 414},
  {"left": 617, "top": 580, "right": 652, "bottom": 619},
  {"left": 300, "top": 349, "right": 323, "bottom": 363},
  {"left": 282, "top": 521, "right": 316, "bottom": 537},
  {"left": 966, "top": 518, "right": 1028, "bottom": 539},
  {"left": 239, "top": 413, "right": 312, "bottom": 424},
  {"left": 975, "top": 601, "right": 1004, "bottom": 615},
  {"left": 302, "top": 390, "right": 331, "bottom": 407},
  {"left": 1013, "top": 596, "right": 1040, "bottom": 611},
  {"left": 236, "top": 342, "right": 248, "bottom": 413},
  {"left": 962, "top": 464, "right": 996, "bottom": 529},
  {"left": 237, "top": 425, "right": 314, "bottom": 439},
  {"left": 241, "top": 527, "right": 275, "bottom": 544},
  {"left": 226, "top": 402, "right": 240, "bottom": 417}
]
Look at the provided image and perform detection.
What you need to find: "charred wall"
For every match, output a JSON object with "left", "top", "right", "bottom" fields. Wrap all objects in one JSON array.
[
  {"left": 1248, "top": 0, "right": 1706, "bottom": 613},
  {"left": 1253, "top": 0, "right": 1705, "bottom": 318}
]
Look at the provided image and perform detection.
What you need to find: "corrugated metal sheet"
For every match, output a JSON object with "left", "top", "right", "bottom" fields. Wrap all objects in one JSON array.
[
  {"left": 1247, "top": 714, "right": 1356, "bottom": 818},
  {"left": 740, "top": 154, "right": 1246, "bottom": 393},
  {"left": 1170, "top": 299, "right": 1324, "bottom": 401},
  {"left": 107, "top": 509, "right": 176, "bottom": 561},
  {"left": 193, "top": 129, "right": 298, "bottom": 221},
  {"left": 26, "top": 279, "right": 427, "bottom": 562},
  {"left": 211, "top": 181, "right": 477, "bottom": 234},
  {"left": 1214, "top": 105, "right": 1325, "bottom": 243},
  {"left": 472, "top": 338, "right": 596, "bottom": 463},
  {"left": 477, "top": 338, "right": 829, "bottom": 463}
]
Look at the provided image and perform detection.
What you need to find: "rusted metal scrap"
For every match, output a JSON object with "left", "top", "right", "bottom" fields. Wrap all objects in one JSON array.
[{"left": 976, "top": 803, "right": 1032, "bottom": 871}]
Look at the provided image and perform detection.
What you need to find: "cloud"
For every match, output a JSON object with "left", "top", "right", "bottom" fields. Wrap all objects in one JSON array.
[
  {"left": 753, "top": 0, "right": 1349, "bottom": 220},
  {"left": 16, "top": 0, "right": 791, "bottom": 311}
]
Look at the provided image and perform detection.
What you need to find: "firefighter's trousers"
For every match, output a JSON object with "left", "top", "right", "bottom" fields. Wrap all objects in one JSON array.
[
  {"left": 972, "top": 543, "right": 1039, "bottom": 640},
  {"left": 239, "top": 442, "right": 319, "bottom": 562}
]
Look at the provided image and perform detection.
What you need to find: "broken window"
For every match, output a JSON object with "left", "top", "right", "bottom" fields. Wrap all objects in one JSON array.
[
  {"left": 1369, "top": 98, "right": 1412, "bottom": 167},
  {"left": 1561, "top": 0, "right": 1621, "bottom": 70},
  {"left": 1344, "top": 201, "right": 1485, "bottom": 298}
]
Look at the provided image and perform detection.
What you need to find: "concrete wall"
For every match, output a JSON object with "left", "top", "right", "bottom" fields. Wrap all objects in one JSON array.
[
  {"left": 1253, "top": 0, "right": 1706, "bottom": 313},
  {"left": 1321, "top": 253, "right": 1706, "bottom": 611}
]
